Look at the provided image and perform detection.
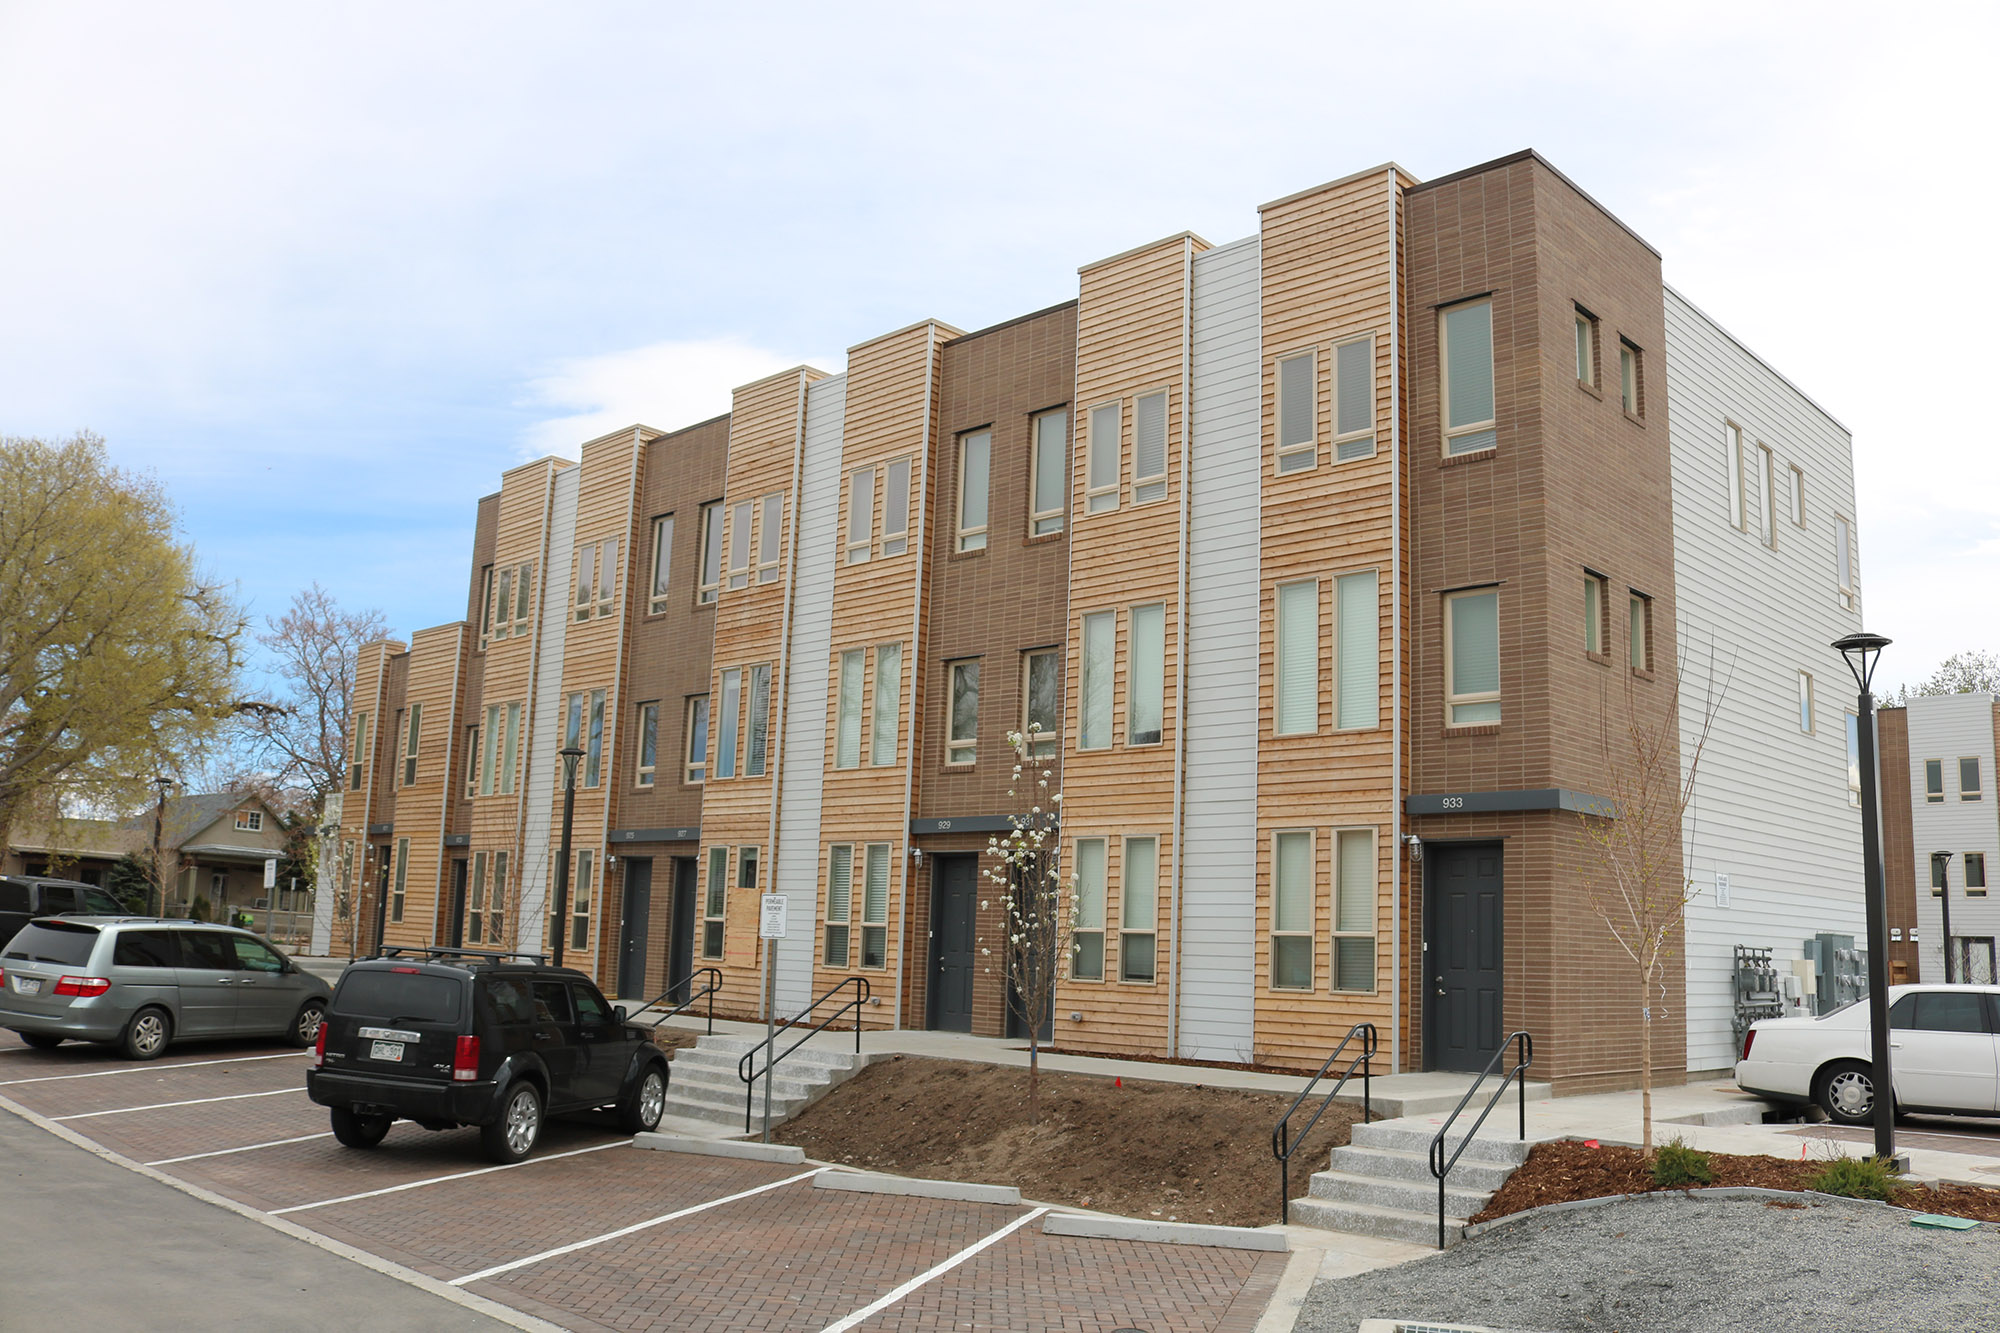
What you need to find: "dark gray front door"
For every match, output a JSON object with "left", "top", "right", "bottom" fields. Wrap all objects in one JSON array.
[
  {"left": 928, "top": 854, "right": 977, "bottom": 1032},
  {"left": 1428, "top": 842, "right": 1504, "bottom": 1073},
  {"left": 668, "top": 857, "right": 697, "bottom": 1005},
  {"left": 448, "top": 860, "right": 468, "bottom": 948},
  {"left": 619, "top": 858, "right": 653, "bottom": 1000}
]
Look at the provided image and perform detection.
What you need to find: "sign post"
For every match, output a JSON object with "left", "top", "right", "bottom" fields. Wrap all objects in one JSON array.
[{"left": 758, "top": 894, "right": 788, "bottom": 1143}]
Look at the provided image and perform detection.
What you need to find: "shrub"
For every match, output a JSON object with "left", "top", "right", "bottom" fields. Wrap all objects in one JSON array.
[
  {"left": 1650, "top": 1138, "right": 1714, "bottom": 1188},
  {"left": 1807, "top": 1155, "right": 1902, "bottom": 1201}
]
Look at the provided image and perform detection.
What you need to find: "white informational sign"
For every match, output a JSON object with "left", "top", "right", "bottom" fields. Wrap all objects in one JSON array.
[
  {"left": 759, "top": 893, "right": 788, "bottom": 939},
  {"left": 1713, "top": 873, "right": 1730, "bottom": 908},
  {"left": 264, "top": 858, "right": 279, "bottom": 890}
]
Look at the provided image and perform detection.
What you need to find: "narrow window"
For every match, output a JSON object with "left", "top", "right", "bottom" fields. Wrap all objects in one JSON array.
[
  {"left": 1726, "top": 423, "right": 1747, "bottom": 529},
  {"left": 947, "top": 661, "right": 979, "bottom": 765},
  {"left": 403, "top": 702, "right": 422, "bottom": 787},
  {"left": 757, "top": 493, "right": 782, "bottom": 583},
  {"left": 836, "top": 650, "right": 864, "bottom": 769},
  {"left": 468, "top": 852, "right": 487, "bottom": 943},
  {"left": 1024, "top": 649, "right": 1060, "bottom": 759},
  {"left": 596, "top": 538, "right": 617, "bottom": 617},
  {"left": 1574, "top": 309, "right": 1597, "bottom": 388},
  {"left": 1275, "top": 580, "right": 1319, "bottom": 737},
  {"left": 1336, "top": 571, "right": 1379, "bottom": 729},
  {"left": 574, "top": 543, "right": 596, "bottom": 621},
  {"left": 1834, "top": 516, "right": 1855, "bottom": 608},
  {"left": 1584, "top": 575, "right": 1605, "bottom": 655},
  {"left": 1333, "top": 829, "right": 1376, "bottom": 992},
  {"left": 1926, "top": 758, "right": 1945, "bottom": 803},
  {"left": 493, "top": 568, "right": 512, "bottom": 643},
  {"left": 1276, "top": 351, "right": 1316, "bottom": 473},
  {"left": 684, "top": 695, "right": 709, "bottom": 784},
  {"left": 737, "top": 847, "right": 758, "bottom": 943},
  {"left": 1789, "top": 466, "right": 1806, "bottom": 528},
  {"left": 697, "top": 502, "right": 723, "bottom": 604},
  {"left": 1961, "top": 757, "right": 1984, "bottom": 801},
  {"left": 1758, "top": 444, "right": 1777, "bottom": 546},
  {"left": 846, "top": 467, "right": 875, "bottom": 564},
  {"left": 1797, "top": 671, "right": 1814, "bottom": 734},
  {"left": 1966, "top": 852, "right": 1989, "bottom": 895},
  {"left": 702, "top": 847, "right": 727, "bottom": 958},
  {"left": 1030, "top": 409, "right": 1068, "bottom": 536},
  {"left": 501, "top": 702, "right": 521, "bottom": 794},
  {"left": 479, "top": 704, "right": 499, "bottom": 795},
  {"left": 585, "top": 688, "right": 605, "bottom": 787},
  {"left": 349, "top": 711, "right": 369, "bottom": 791},
  {"left": 860, "top": 843, "right": 889, "bottom": 968},
  {"left": 1629, "top": 593, "right": 1652, "bottom": 673},
  {"left": 745, "top": 664, "right": 770, "bottom": 777},
  {"left": 1845, "top": 714, "right": 1860, "bottom": 807},
  {"left": 1334, "top": 337, "right": 1376, "bottom": 462},
  {"left": 1128, "top": 603, "right": 1164, "bottom": 746},
  {"left": 391, "top": 838, "right": 409, "bottom": 923},
  {"left": 1079, "top": 611, "right": 1115, "bottom": 750},
  {"left": 1087, "top": 402, "right": 1120, "bottom": 513},
  {"left": 882, "top": 458, "right": 910, "bottom": 557},
  {"left": 572, "top": 850, "right": 593, "bottom": 950},
  {"left": 824, "top": 845, "right": 852, "bottom": 966},
  {"left": 1120, "top": 836, "right": 1157, "bottom": 982},
  {"left": 489, "top": 851, "right": 506, "bottom": 943},
  {"left": 512, "top": 563, "right": 533, "bottom": 636},
  {"left": 464, "top": 725, "right": 480, "bottom": 799},
  {"left": 1620, "top": 340, "right": 1643, "bottom": 416},
  {"left": 478, "top": 565, "right": 495, "bottom": 647},
  {"left": 1441, "top": 301, "right": 1496, "bottom": 455},
  {"left": 1072, "top": 837, "right": 1105, "bottom": 980},
  {"left": 565, "top": 691, "right": 584, "bottom": 754},
  {"left": 871, "top": 643, "right": 902, "bottom": 766},
  {"left": 1446, "top": 590, "right": 1500, "bottom": 725},
  {"left": 1272, "top": 830, "right": 1314, "bottom": 990},
  {"left": 716, "top": 668, "right": 740, "bottom": 779},
  {"left": 649, "top": 515, "right": 674, "bottom": 614},
  {"left": 957, "top": 432, "right": 990, "bottom": 552},
  {"left": 727, "top": 500, "right": 752, "bottom": 590},
  {"left": 1132, "top": 390, "right": 1167, "bottom": 503},
  {"left": 636, "top": 702, "right": 658, "bottom": 787}
]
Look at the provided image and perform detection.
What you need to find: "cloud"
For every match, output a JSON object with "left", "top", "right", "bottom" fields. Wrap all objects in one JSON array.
[{"left": 515, "top": 337, "right": 833, "bottom": 459}]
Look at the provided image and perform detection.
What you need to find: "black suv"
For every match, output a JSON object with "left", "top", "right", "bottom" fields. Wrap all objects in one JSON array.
[{"left": 306, "top": 947, "right": 670, "bottom": 1163}]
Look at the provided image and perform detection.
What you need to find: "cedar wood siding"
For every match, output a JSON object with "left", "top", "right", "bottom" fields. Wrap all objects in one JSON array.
[{"left": 1877, "top": 706, "right": 1918, "bottom": 981}]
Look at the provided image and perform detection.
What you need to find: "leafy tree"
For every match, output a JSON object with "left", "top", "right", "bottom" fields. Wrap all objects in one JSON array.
[
  {"left": 1888, "top": 650, "right": 2000, "bottom": 704},
  {"left": 243, "top": 584, "right": 388, "bottom": 807},
  {"left": 0, "top": 433, "right": 252, "bottom": 851}
]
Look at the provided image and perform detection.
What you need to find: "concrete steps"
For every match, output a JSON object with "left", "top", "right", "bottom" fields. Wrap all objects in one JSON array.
[
  {"left": 1290, "top": 1119, "right": 1538, "bottom": 1248},
  {"left": 660, "top": 1031, "right": 868, "bottom": 1131}
]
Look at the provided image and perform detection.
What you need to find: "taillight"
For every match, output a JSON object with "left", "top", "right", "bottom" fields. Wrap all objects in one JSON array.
[
  {"left": 54, "top": 976, "right": 111, "bottom": 997},
  {"left": 453, "top": 1035, "right": 480, "bottom": 1082},
  {"left": 1741, "top": 1029, "right": 1756, "bottom": 1061},
  {"left": 312, "top": 1022, "right": 328, "bottom": 1069}
]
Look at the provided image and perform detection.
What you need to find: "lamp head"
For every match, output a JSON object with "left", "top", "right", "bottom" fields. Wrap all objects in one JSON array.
[
  {"left": 558, "top": 745, "right": 585, "bottom": 786},
  {"left": 1933, "top": 849, "right": 1955, "bottom": 877},
  {"left": 1832, "top": 631, "right": 1892, "bottom": 693}
]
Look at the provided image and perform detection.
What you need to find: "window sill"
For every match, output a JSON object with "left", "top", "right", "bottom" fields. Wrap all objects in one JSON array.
[
  {"left": 1586, "top": 650, "right": 1611, "bottom": 667},
  {"left": 1443, "top": 723, "right": 1501, "bottom": 737},
  {"left": 1439, "top": 446, "right": 1496, "bottom": 469},
  {"left": 1025, "top": 528, "right": 1065, "bottom": 545},
  {"left": 947, "top": 545, "right": 987, "bottom": 563},
  {"left": 1630, "top": 667, "right": 1655, "bottom": 683},
  {"left": 1623, "top": 409, "right": 1646, "bottom": 427},
  {"left": 1577, "top": 380, "right": 1602, "bottom": 400}
]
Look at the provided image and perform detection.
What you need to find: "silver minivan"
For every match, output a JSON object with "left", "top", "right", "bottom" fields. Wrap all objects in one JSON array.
[{"left": 0, "top": 917, "right": 330, "bottom": 1059}]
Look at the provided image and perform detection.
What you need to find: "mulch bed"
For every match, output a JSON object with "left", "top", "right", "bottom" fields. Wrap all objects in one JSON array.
[
  {"left": 652, "top": 1027, "right": 701, "bottom": 1057},
  {"left": 1472, "top": 1139, "right": 2000, "bottom": 1225},
  {"left": 772, "top": 1053, "right": 1363, "bottom": 1227}
]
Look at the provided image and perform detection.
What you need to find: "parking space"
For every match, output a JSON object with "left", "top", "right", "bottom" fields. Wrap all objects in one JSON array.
[{"left": 0, "top": 1028, "right": 1283, "bottom": 1331}]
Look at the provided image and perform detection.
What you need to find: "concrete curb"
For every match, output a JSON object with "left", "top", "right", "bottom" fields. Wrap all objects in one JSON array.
[
  {"left": 1043, "top": 1211, "right": 1290, "bottom": 1252},
  {"left": 1459, "top": 1184, "right": 1997, "bottom": 1241},
  {"left": 813, "top": 1170, "right": 1021, "bottom": 1205},
  {"left": 632, "top": 1132, "right": 805, "bottom": 1164}
]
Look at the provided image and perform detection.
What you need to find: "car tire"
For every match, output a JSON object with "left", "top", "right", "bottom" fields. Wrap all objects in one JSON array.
[
  {"left": 288, "top": 1000, "right": 326, "bottom": 1048},
  {"left": 120, "top": 1007, "right": 173, "bottom": 1061},
  {"left": 20, "top": 1033, "right": 63, "bottom": 1051},
  {"left": 618, "top": 1063, "right": 669, "bottom": 1135},
  {"left": 330, "top": 1106, "right": 393, "bottom": 1149},
  {"left": 482, "top": 1081, "right": 543, "bottom": 1164},
  {"left": 1815, "top": 1059, "right": 1886, "bottom": 1126}
]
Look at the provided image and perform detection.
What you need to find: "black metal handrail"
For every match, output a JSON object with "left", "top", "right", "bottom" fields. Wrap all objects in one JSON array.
[
  {"left": 738, "top": 975, "right": 869, "bottom": 1133},
  {"left": 637, "top": 967, "right": 723, "bottom": 1035},
  {"left": 1427, "top": 1030, "right": 1533, "bottom": 1249},
  {"left": 1271, "top": 1022, "right": 1376, "bottom": 1223}
]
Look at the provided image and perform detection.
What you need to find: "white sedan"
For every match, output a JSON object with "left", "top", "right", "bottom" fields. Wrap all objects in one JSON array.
[{"left": 1735, "top": 984, "right": 2000, "bottom": 1124}]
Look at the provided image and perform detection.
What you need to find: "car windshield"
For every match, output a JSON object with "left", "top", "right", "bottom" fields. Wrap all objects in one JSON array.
[
  {"left": 335, "top": 970, "right": 462, "bottom": 1024},
  {"left": 2, "top": 922, "right": 100, "bottom": 965},
  {"left": 80, "top": 887, "right": 124, "bottom": 914}
]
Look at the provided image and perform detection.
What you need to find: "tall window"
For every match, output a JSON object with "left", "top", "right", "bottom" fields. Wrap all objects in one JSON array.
[
  {"left": 491, "top": 562, "right": 534, "bottom": 638},
  {"left": 649, "top": 514, "right": 674, "bottom": 614},
  {"left": 468, "top": 853, "right": 488, "bottom": 944},
  {"left": 1024, "top": 649, "right": 1060, "bottom": 759},
  {"left": 1574, "top": 308, "right": 1597, "bottom": 388},
  {"left": 957, "top": 431, "right": 990, "bottom": 552},
  {"left": 1619, "top": 340, "right": 1643, "bottom": 416},
  {"left": 836, "top": 650, "right": 864, "bottom": 769},
  {"left": 882, "top": 459, "right": 911, "bottom": 557},
  {"left": 1334, "top": 337, "right": 1376, "bottom": 462},
  {"left": 1441, "top": 300, "right": 1496, "bottom": 455},
  {"left": 1789, "top": 465, "right": 1806, "bottom": 528},
  {"left": 1629, "top": 593, "right": 1652, "bottom": 672},
  {"left": 947, "top": 661, "right": 979, "bottom": 766},
  {"left": 1276, "top": 580, "right": 1318, "bottom": 736},
  {"left": 636, "top": 702, "right": 658, "bottom": 787},
  {"left": 746, "top": 664, "right": 771, "bottom": 777},
  {"left": 1132, "top": 390, "right": 1167, "bottom": 503},
  {"left": 1926, "top": 758, "right": 1945, "bottom": 803},
  {"left": 1797, "top": 671, "right": 1814, "bottom": 734},
  {"left": 1072, "top": 837, "right": 1105, "bottom": 980},
  {"left": 697, "top": 502, "right": 723, "bottom": 605},
  {"left": 702, "top": 847, "right": 727, "bottom": 958},
  {"left": 871, "top": 643, "right": 901, "bottom": 766},
  {"left": 1584, "top": 574, "right": 1606, "bottom": 655},
  {"left": 571, "top": 850, "right": 593, "bottom": 950},
  {"left": 1120, "top": 836, "right": 1157, "bottom": 982},
  {"left": 574, "top": 543, "right": 596, "bottom": 621},
  {"left": 390, "top": 838, "right": 409, "bottom": 923},
  {"left": 1961, "top": 757, "right": 1984, "bottom": 801},
  {"left": 1336, "top": 571, "right": 1379, "bottom": 730},
  {"left": 716, "top": 668, "right": 740, "bottom": 779},
  {"left": 1845, "top": 713, "right": 1860, "bottom": 807},
  {"left": 1276, "top": 350, "right": 1315, "bottom": 473},
  {"left": 489, "top": 851, "right": 506, "bottom": 944},
  {"left": 860, "top": 843, "right": 889, "bottom": 968},
  {"left": 463, "top": 725, "right": 480, "bottom": 798},
  {"left": 1128, "top": 603, "right": 1164, "bottom": 745},
  {"left": 596, "top": 540, "right": 617, "bottom": 617},
  {"left": 565, "top": 691, "right": 585, "bottom": 753},
  {"left": 512, "top": 561, "right": 535, "bottom": 635},
  {"left": 480, "top": 703, "right": 521, "bottom": 795},
  {"left": 349, "top": 711, "right": 369, "bottom": 790},
  {"left": 824, "top": 845, "right": 852, "bottom": 966},
  {"left": 758, "top": 493, "right": 782, "bottom": 584},
  {"left": 1445, "top": 590, "right": 1500, "bottom": 725},
  {"left": 1758, "top": 444, "right": 1777, "bottom": 546},
  {"left": 1079, "top": 611, "right": 1115, "bottom": 750},
  {"left": 478, "top": 565, "right": 495, "bottom": 646},
  {"left": 585, "top": 688, "right": 606, "bottom": 788},
  {"left": 402, "top": 703, "right": 422, "bottom": 787},
  {"left": 684, "top": 695, "right": 709, "bottom": 784},
  {"left": 1835, "top": 516, "right": 1855, "bottom": 609},
  {"left": 1030, "top": 409, "right": 1068, "bottom": 536},
  {"left": 1272, "top": 831, "right": 1313, "bottom": 990},
  {"left": 1726, "top": 423, "right": 1748, "bottom": 530},
  {"left": 1967, "top": 852, "right": 1989, "bottom": 895},
  {"left": 846, "top": 467, "right": 875, "bottom": 564},
  {"left": 727, "top": 500, "right": 752, "bottom": 590},
  {"left": 1087, "top": 403, "right": 1120, "bottom": 513},
  {"left": 1332, "top": 829, "right": 1375, "bottom": 991}
]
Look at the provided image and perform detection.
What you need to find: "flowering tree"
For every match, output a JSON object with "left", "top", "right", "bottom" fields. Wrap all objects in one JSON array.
[{"left": 979, "top": 726, "right": 1074, "bottom": 1124}]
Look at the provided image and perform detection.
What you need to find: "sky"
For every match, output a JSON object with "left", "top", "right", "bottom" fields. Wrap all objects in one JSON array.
[{"left": 2, "top": 1, "right": 1994, "bottom": 697}]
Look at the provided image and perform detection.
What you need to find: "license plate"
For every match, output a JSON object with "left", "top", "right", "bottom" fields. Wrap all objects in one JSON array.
[
  {"left": 15, "top": 977, "right": 41, "bottom": 995},
  {"left": 369, "top": 1040, "right": 405, "bottom": 1062}
]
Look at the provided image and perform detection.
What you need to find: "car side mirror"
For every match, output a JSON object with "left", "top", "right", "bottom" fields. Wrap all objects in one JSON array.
[{"left": 613, "top": 1006, "right": 628, "bottom": 1024}]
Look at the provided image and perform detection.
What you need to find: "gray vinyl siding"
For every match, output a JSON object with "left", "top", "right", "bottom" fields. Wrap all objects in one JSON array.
[
  {"left": 1179, "top": 235, "right": 1261, "bottom": 1062},
  {"left": 518, "top": 464, "right": 578, "bottom": 953},
  {"left": 1665, "top": 286, "right": 1865, "bottom": 1070},
  {"left": 774, "top": 375, "right": 846, "bottom": 1015},
  {"left": 1905, "top": 694, "right": 2000, "bottom": 983}
]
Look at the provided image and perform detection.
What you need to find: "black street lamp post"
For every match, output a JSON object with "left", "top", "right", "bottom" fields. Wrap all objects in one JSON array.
[
  {"left": 1834, "top": 630, "right": 1898, "bottom": 1165},
  {"left": 552, "top": 746, "right": 585, "bottom": 967},
  {"left": 149, "top": 776, "right": 176, "bottom": 917},
  {"left": 1932, "top": 851, "right": 1956, "bottom": 983}
]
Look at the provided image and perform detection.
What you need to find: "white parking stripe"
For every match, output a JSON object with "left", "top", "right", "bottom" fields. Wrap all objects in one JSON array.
[
  {"left": 448, "top": 1167, "right": 828, "bottom": 1287},
  {"left": 0, "top": 1051, "right": 306, "bottom": 1086},
  {"left": 273, "top": 1140, "right": 629, "bottom": 1215},
  {"left": 147, "top": 1132, "right": 334, "bottom": 1165},
  {"left": 815, "top": 1207, "right": 1049, "bottom": 1333},
  {"left": 54, "top": 1086, "right": 303, "bottom": 1120}
]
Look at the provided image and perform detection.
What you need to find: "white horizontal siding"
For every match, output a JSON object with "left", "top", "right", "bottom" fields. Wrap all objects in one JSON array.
[{"left": 1904, "top": 693, "right": 2000, "bottom": 982}]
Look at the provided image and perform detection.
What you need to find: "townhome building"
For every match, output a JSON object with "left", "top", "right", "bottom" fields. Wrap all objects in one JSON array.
[
  {"left": 1878, "top": 694, "right": 2000, "bottom": 986},
  {"left": 330, "top": 149, "right": 1868, "bottom": 1092}
]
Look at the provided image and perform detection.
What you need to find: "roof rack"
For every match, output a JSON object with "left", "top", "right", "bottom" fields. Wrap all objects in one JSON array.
[{"left": 377, "top": 945, "right": 550, "bottom": 966}]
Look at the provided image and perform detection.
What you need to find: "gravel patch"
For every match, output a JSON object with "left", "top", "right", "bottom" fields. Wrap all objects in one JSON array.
[{"left": 1295, "top": 1195, "right": 2000, "bottom": 1333}]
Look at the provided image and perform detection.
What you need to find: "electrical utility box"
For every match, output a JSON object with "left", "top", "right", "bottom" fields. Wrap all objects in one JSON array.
[
  {"left": 1802, "top": 934, "right": 1867, "bottom": 1014},
  {"left": 1732, "top": 945, "right": 1785, "bottom": 1051}
]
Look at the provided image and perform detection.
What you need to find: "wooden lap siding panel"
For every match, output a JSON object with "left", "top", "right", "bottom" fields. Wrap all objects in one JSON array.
[{"left": 379, "top": 622, "right": 468, "bottom": 951}]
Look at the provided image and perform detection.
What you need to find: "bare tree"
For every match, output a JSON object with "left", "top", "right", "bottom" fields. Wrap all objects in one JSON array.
[
  {"left": 979, "top": 726, "right": 1074, "bottom": 1125},
  {"left": 1577, "top": 637, "right": 1731, "bottom": 1151},
  {"left": 246, "top": 584, "right": 388, "bottom": 807}
]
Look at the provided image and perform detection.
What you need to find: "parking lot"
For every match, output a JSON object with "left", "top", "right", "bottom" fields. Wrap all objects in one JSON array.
[{"left": 0, "top": 1029, "right": 1286, "bottom": 1332}]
